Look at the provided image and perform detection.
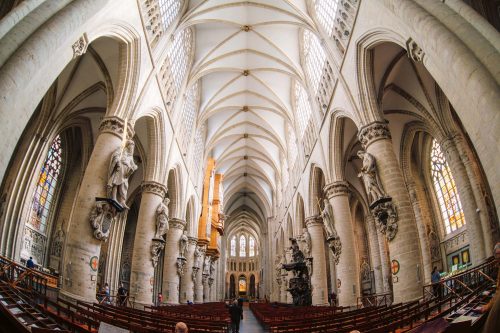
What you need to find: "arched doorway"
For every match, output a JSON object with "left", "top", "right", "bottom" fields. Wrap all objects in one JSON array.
[{"left": 238, "top": 275, "right": 247, "bottom": 297}]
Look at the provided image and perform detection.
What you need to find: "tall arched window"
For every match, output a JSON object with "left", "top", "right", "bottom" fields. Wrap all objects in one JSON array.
[
  {"left": 303, "top": 30, "right": 326, "bottom": 94},
  {"left": 191, "top": 124, "right": 206, "bottom": 182},
  {"left": 313, "top": 0, "right": 340, "bottom": 37},
  {"left": 159, "top": 0, "right": 182, "bottom": 29},
  {"left": 230, "top": 236, "right": 236, "bottom": 257},
  {"left": 160, "top": 28, "right": 193, "bottom": 112},
  {"left": 178, "top": 81, "right": 199, "bottom": 153},
  {"left": 168, "top": 28, "right": 192, "bottom": 93},
  {"left": 249, "top": 236, "right": 255, "bottom": 257},
  {"left": 239, "top": 235, "right": 246, "bottom": 257},
  {"left": 287, "top": 123, "right": 298, "bottom": 167},
  {"left": 430, "top": 139, "right": 466, "bottom": 235},
  {"left": 29, "top": 135, "right": 63, "bottom": 234},
  {"left": 294, "top": 81, "right": 312, "bottom": 139}
]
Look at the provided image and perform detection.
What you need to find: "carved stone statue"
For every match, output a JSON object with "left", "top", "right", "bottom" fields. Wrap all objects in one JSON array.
[
  {"left": 89, "top": 201, "right": 117, "bottom": 241},
  {"left": 357, "top": 150, "right": 387, "bottom": 205},
  {"left": 51, "top": 226, "right": 65, "bottom": 257},
  {"left": 106, "top": 140, "right": 138, "bottom": 208},
  {"left": 275, "top": 254, "right": 282, "bottom": 283},
  {"left": 321, "top": 199, "right": 336, "bottom": 238},
  {"left": 327, "top": 232, "right": 342, "bottom": 265},
  {"left": 151, "top": 239, "right": 165, "bottom": 268},
  {"left": 194, "top": 245, "right": 205, "bottom": 268},
  {"left": 299, "top": 227, "right": 312, "bottom": 258},
  {"left": 179, "top": 230, "right": 188, "bottom": 258},
  {"left": 372, "top": 201, "right": 398, "bottom": 241},
  {"left": 155, "top": 197, "right": 170, "bottom": 239},
  {"left": 203, "top": 255, "right": 211, "bottom": 275}
]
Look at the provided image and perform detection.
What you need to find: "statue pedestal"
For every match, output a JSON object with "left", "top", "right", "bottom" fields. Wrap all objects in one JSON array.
[
  {"left": 369, "top": 196, "right": 392, "bottom": 210},
  {"left": 95, "top": 197, "right": 125, "bottom": 212}
]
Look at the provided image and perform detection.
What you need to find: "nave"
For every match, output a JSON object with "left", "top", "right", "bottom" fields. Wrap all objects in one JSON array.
[{"left": 0, "top": 0, "right": 499, "bottom": 332}]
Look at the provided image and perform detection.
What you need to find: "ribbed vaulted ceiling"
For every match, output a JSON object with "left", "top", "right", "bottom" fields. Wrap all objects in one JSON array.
[{"left": 184, "top": 0, "right": 313, "bottom": 223}]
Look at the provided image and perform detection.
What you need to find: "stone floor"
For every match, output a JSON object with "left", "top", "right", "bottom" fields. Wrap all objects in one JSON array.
[{"left": 238, "top": 303, "right": 267, "bottom": 333}]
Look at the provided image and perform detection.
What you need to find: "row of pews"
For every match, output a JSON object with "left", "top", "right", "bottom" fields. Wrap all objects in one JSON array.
[{"left": 250, "top": 257, "right": 497, "bottom": 333}]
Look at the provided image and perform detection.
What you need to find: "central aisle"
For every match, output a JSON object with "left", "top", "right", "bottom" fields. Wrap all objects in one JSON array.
[{"left": 239, "top": 303, "right": 266, "bottom": 333}]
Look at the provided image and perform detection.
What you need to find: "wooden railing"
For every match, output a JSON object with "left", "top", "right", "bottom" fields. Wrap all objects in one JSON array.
[
  {"left": 0, "top": 254, "right": 59, "bottom": 296},
  {"left": 422, "top": 256, "right": 496, "bottom": 302}
]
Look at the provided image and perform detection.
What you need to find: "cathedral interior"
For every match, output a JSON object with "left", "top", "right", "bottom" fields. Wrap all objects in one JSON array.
[{"left": 0, "top": 0, "right": 499, "bottom": 332}]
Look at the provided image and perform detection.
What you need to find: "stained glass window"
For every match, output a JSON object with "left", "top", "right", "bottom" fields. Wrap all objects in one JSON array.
[
  {"left": 29, "top": 135, "right": 63, "bottom": 234},
  {"left": 294, "top": 81, "right": 312, "bottom": 138},
  {"left": 430, "top": 139, "right": 466, "bottom": 235},
  {"left": 239, "top": 235, "right": 246, "bottom": 257},
  {"left": 313, "top": 0, "right": 340, "bottom": 37},
  {"left": 230, "top": 236, "right": 236, "bottom": 257},
  {"left": 159, "top": 0, "right": 182, "bottom": 30},
  {"left": 249, "top": 236, "right": 255, "bottom": 257}
]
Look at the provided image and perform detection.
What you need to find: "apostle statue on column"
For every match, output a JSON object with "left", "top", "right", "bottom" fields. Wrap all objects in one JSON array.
[
  {"left": 299, "top": 227, "right": 312, "bottom": 258},
  {"left": 357, "top": 150, "right": 387, "bottom": 205},
  {"left": 179, "top": 230, "right": 188, "bottom": 258},
  {"left": 321, "top": 199, "right": 337, "bottom": 239},
  {"left": 155, "top": 197, "right": 170, "bottom": 239},
  {"left": 107, "top": 139, "right": 138, "bottom": 208}
]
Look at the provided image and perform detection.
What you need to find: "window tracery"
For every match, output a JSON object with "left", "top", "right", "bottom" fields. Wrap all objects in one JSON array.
[
  {"left": 230, "top": 236, "right": 236, "bottom": 257},
  {"left": 249, "top": 236, "right": 255, "bottom": 257},
  {"left": 287, "top": 123, "right": 298, "bottom": 168},
  {"left": 178, "top": 81, "right": 200, "bottom": 153},
  {"left": 302, "top": 30, "right": 334, "bottom": 115},
  {"left": 239, "top": 235, "right": 246, "bottom": 257},
  {"left": 313, "top": 0, "right": 340, "bottom": 37},
  {"left": 29, "top": 135, "right": 63, "bottom": 234},
  {"left": 430, "top": 139, "right": 466, "bottom": 235},
  {"left": 191, "top": 124, "right": 205, "bottom": 183},
  {"left": 142, "top": 0, "right": 183, "bottom": 48},
  {"left": 159, "top": 28, "right": 193, "bottom": 113}
]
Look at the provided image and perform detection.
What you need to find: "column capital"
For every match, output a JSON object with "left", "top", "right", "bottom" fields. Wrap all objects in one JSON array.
[
  {"left": 324, "top": 181, "right": 350, "bottom": 199},
  {"left": 169, "top": 218, "right": 187, "bottom": 230},
  {"left": 188, "top": 237, "right": 198, "bottom": 245},
  {"left": 305, "top": 215, "right": 323, "bottom": 227},
  {"left": 358, "top": 121, "right": 391, "bottom": 149},
  {"left": 141, "top": 181, "right": 167, "bottom": 198},
  {"left": 99, "top": 116, "right": 135, "bottom": 139}
]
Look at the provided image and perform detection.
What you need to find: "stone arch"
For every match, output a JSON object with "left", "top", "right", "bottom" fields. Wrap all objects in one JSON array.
[
  {"left": 308, "top": 164, "right": 326, "bottom": 217},
  {"left": 166, "top": 165, "right": 183, "bottom": 220},
  {"left": 295, "top": 194, "right": 306, "bottom": 234}
]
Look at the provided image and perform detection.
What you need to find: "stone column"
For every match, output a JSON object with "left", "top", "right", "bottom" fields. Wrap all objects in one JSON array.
[
  {"left": 60, "top": 117, "right": 129, "bottom": 302},
  {"left": 129, "top": 181, "right": 167, "bottom": 307},
  {"left": 324, "top": 182, "right": 358, "bottom": 306},
  {"left": 407, "top": 182, "right": 432, "bottom": 285},
  {"left": 441, "top": 135, "right": 487, "bottom": 262},
  {"left": 180, "top": 237, "right": 197, "bottom": 303},
  {"left": 365, "top": 215, "right": 383, "bottom": 294},
  {"left": 305, "top": 216, "right": 329, "bottom": 305},
  {"left": 376, "top": 227, "right": 392, "bottom": 294},
  {"left": 162, "top": 218, "right": 186, "bottom": 304},
  {"left": 202, "top": 255, "right": 211, "bottom": 302},
  {"left": 194, "top": 245, "right": 205, "bottom": 304},
  {"left": 454, "top": 135, "right": 497, "bottom": 256},
  {"left": 359, "top": 121, "right": 422, "bottom": 302}
]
